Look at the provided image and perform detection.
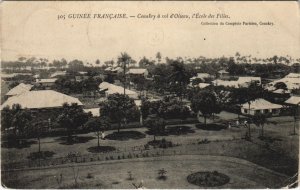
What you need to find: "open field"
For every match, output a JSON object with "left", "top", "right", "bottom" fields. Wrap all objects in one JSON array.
[
  {"left": 1, "top": 112, "right": 298, "bottom": 188},
  {"left": 2, "top": 155, "right": 289, "bottom": 189}
]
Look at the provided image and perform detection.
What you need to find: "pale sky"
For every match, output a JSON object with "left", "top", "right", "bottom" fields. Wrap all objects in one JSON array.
[{"left": 1, "top": 1, "right": 300, "bottom": 64}]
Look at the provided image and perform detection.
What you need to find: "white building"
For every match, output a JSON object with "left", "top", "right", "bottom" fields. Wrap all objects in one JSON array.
[
  {"left": 1, "top": 90, "right": 83, "bottom": 110},
  {"left": 50, "top": 71, "right": 66, "bottom": 78},
  {"left": 241, "top": 98, "right": 282, "bottom": 116},
  {"left": 213, "top": 77, "right": 261, "bottom": 88},
  {"left": 218, "top": 70, "right": 230, "bottom": 78},
  {"left": 237, "top": 77, "right": 261, "bottom": 87},
  {"left": 127, "top": 68, "right": 149, "bottom": 77},
  {"left": 190, "top": 73, "right": 212, "bottom": 82},
  {"left": 6, "top": 83, "right": 33, "bottom": 97},
  {"left": 266, "top": 73, "right": 300, "bottom": 91},
  {"left": 285, "top": 96, "right": 300, "bottom": 106},
  {"left": 99, "top": 82, "right": 139, "bottom": 99},
  {"left": 36, "top": 78, "right": 57, "bottom": 87}
]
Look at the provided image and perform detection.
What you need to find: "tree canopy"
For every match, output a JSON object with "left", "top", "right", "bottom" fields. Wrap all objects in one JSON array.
[
  {"left": 100, "top": 94, "right": 140, "bottom": 132},
  {"left": 57, "top": 103, "right": 90, "bottom": 138},
  {"left": 191, "top": 90, "right": 222, "bottom": 125}
]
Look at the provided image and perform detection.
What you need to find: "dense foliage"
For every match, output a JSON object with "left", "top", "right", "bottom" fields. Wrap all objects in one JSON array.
[
  {"left": 57, "top": 103, "right": 90, "bottom": 139},
  {"left": 100, "top": 94, "right": 140, "bottom": 132}
]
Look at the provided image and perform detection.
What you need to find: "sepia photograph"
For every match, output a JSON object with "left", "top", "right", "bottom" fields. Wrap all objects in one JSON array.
[{"left": 1, "top": 1, "right": 299, "bottom": 189}]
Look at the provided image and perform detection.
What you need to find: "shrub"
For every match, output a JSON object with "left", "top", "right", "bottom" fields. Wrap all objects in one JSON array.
[{"left": 86, "top": 173, "right": 93, "bottom": 179}]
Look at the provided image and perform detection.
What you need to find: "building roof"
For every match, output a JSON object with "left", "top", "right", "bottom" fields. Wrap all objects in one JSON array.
[
  {"left": 79, "top": 71, "right": 88, "bottom": 75},
  {"left": 112, "top": 67, "right": 122, "bottom": 72},
  {"left": 213, "top": 77, "right": 261, "bottom": 88},
  {"left": 267, "top": 77, "right": 300, "bottom": 90},
  {"left": 272, "top": 89, "right": 290, "bottom": 94},
  {"left": 1, "top": 90, "right": 83, "bottom": 109},
  {"left": 241, "top": 98, "right": 282, "bottom": 110},
  {"left": 237, "top": 77, "right": 261, "bottom": 83},
  {"left": 1, "top": 73, "right": 17, "bottom": 78},
  {"left": 134, "top": 100, "right": 142, "bottom": 107},
  {"left": 36, "top": 78, "right": 57, "bottom": 83},
  {"left": 1, "top": 73, "right": 32, "bottom": 79},
  {"left": 218, "top": 70, "right": 229, "bottom": 74},
  {"left": 285, "top": 96, "right": 300, "bottom": 105},
  {"left": 84, "top": 108, "right": 100, "bottom": 117},
  {"left": 127, "top": 68, "right": 147, "bottom": 75},
  {"left": 104, "top": 67, "right": 112, "bottom": 71},
  {"left": 212, "top": 79, "right": 239, "bottom": 88},
  {"left": 285, "top": 73, "right": 300, "bottom": 78},
  {"left": 6, "top": 83, "right": 33, "bottom": 96},
  {"left": 50, "top": 71, "right": 66, "bottom": 78},
  {"left": 198, "top": 83, "right": 211, "bottom": 88},
  {"left": 99, "top": 82, "right": 138, "bottom": 96}
]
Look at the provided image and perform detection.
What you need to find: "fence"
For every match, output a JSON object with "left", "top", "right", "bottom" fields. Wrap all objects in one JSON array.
[{"left": 2, "top": 143, "right": 215, "bottom": 171}]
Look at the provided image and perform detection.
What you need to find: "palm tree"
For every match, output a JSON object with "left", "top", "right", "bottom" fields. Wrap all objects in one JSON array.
[
  {"left": 156, "top": 52, "right": 162, "bottom": 64},
  {"left": 95, "top": 59, "right": 100, "bottom": 66},
  {"left": 117, "top": 52, "right": 132, "bottom": 95}
]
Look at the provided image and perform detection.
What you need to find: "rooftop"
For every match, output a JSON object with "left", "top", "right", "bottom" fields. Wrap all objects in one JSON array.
[
  {"left": 285, "top": 96, "right": 300, "bottom": 105},
  {"left": 1, "top": 90, "right": 83, "bottom": 109},
  {"left": 6, "top": 83, "right": 33, "bottom": 96},
  {"left": 241, "top": 98, "right": 282, "bottom": 110}
]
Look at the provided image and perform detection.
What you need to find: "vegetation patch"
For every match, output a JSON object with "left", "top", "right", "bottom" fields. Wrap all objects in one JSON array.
[
  {"left": 166, "top": 126, "right": 195, "bottom": 135},
  {"left": 196, "top": 123, "right": 227, "bottom": 131},
  {"left": 57, "top": 136, "right": 95, "bottom": 145},
  {"left": 187, "top": 171, "right": 230, "bottom": 187},
  {"left": 258, "top": 136, "right": 282, "bottom": 143},
  {"left": 27, "top": 151, "right": 56, "bottom": 160},
  {"left": 2, "top": 139, "right": 37, "bottom": 149},
  {"left": 105, "top": 131, "right": 146, "bottom": 141},
  {"left": 87, "top": 146, "right": 116, "bottom": 153},
  {"left": 198, "top": 139, "right": 210, "bottom": 144},
  {"left": 147, "top": 138, "right": 174, "bottom": 149}
]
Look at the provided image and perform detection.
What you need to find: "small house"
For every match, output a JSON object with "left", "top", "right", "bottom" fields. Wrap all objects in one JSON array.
[
  {"left": 127, "top": 68, "right": 149, "bottom": 78},
  {"left": 241, "top": 98, "right": 282, "bottom": 116}
]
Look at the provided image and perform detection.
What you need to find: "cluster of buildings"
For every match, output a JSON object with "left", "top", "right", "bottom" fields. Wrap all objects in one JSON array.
[
  {"left": 1, "top": 65, "right": 299, "bottom": 119},
  {"left": 189, "top": 71, "right": 300, "bottom": 116}
]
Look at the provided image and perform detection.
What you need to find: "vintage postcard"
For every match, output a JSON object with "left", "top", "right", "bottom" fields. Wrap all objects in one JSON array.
[{"left": 1, "top": 1, "right": 299, "bottom": 189}]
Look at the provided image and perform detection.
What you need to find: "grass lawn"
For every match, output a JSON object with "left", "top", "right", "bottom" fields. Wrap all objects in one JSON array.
[
  {"left": 1, "top": 112, "right": 298, "bottom": 188},
  {"left": 2, "top": 155, "right": 288, "bottom": 189}
]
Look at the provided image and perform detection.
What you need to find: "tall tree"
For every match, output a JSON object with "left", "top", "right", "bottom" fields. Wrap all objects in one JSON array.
[
  {"left": 57, "top": 103, "right": 90, "bottom": 140},
  {"left": 100, "top": 94, "right": 140, "bottom": 133},
  {"left": 168, "top": 60, "right": 191, "bottom": 101},
  {"left": 252, "top": 113, "right": 267, "bottom": 137},
  {"left": 139, "top": 57, "right": 154, "bottom": 68},
  {"left": 86, "top": 116, "right": 110, "bottom": 147},
  {"left": 144, "top": 114, "right": 165, "bottom": 141},
  {"left": 191, "top": 90, "right": 222, "bottom": 126},
  {"left": 118, "top": 52, "right": 132, "bottom": 95},
  {"left": 2, "top": 104, "right": 32, "bottom": 143},
  {"left": 95, "top": 59, "right": 100, "bottom": 65},
  {"left": 156, "top": 52, "right": 162, "bottom": 64}
]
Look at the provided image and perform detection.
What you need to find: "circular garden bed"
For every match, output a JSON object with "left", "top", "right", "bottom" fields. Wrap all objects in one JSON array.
[
  {"left": 87, "top": 146, "right": 116, "bottom": 153},
  {"left": 187, "top": 171, "right": 230, "bottom": 187}
]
